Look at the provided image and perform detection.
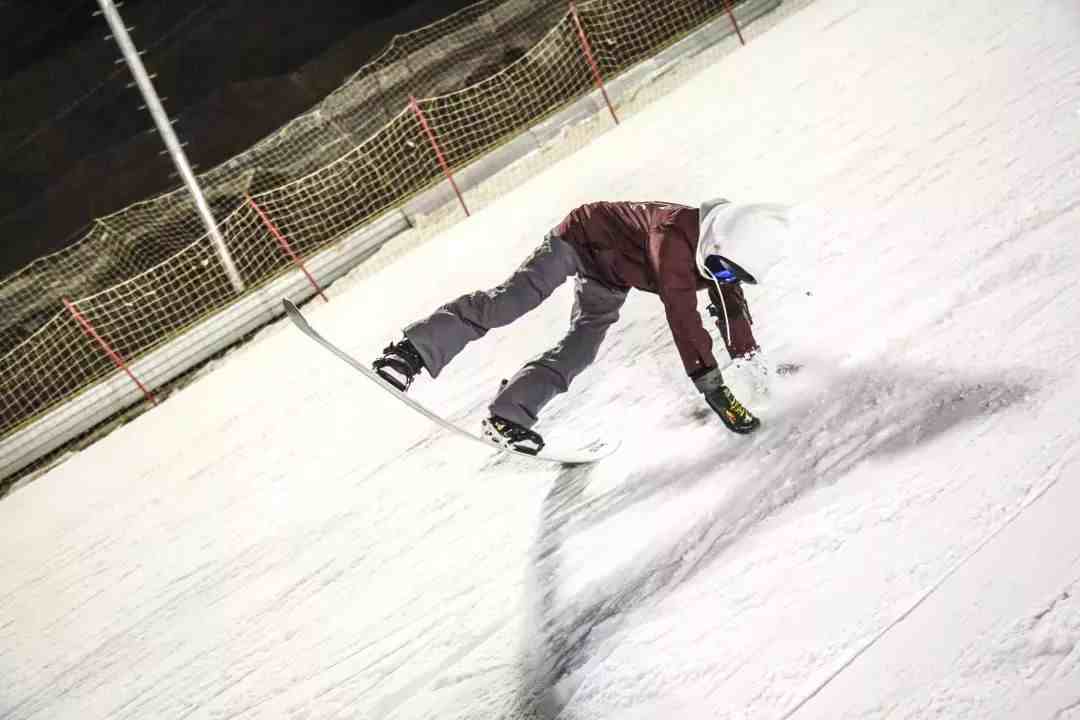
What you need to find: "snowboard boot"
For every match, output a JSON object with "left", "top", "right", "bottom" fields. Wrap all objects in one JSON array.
[
  {"left": 481, "top": 414, "right": 545, "bottom": 455},
  {"left": 373, "top": 337, "right": 425, "bottom": 391},
  {"left": 706, "top": 384, "right": 761, "bottom": 435}
]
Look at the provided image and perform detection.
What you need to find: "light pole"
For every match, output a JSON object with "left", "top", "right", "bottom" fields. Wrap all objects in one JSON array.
[{"left": 96, "top": 0, "right": 246, "bottom": 294}]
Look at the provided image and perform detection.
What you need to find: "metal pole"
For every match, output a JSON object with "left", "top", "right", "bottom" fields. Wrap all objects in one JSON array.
[{"left": 96, "top": 0, "right": 246, "bottom": 294}]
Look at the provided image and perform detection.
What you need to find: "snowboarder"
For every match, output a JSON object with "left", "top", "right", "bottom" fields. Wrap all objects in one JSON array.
[{"left": 374, "top": 199, "right": 783, "bottom": 454}]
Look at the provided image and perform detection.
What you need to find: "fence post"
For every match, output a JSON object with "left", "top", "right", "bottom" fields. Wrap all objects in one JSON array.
[
  {"left": 63, "top": 298, "right": 158, "bottom": 406},
  {"left": 409, "top": 96, "right": 470, "bottom": 217},
  {"left": 245, "top": 195, "right": 329, "bottom": 303},
  {"left": 721, "top": 0, "right": 746, "bottom": 46},
  {"left": 569, "top": 3, "right": 619, "bottom": 126}
]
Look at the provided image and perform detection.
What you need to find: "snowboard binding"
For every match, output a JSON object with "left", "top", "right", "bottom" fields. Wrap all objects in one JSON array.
[
  {"left": 482, "top": 414, "right": 545, "bottom": 455},
  {"left": 373, "top": 337, "right": 425, "bottom": 391}
]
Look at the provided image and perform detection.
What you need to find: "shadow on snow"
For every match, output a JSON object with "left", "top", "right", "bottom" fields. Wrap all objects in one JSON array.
[{"left": 513, "top": 362, "right": 1037, "bottom": 718}]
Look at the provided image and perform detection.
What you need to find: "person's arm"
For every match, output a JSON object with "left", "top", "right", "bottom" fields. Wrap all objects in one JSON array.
[
  {"left": 706, "top": 282, "right": 759, "bottom": 359},
  {"left": 649, "top": 224, "right": 761, "bottom": 434},
  {"left": 649, "top": 227, "right": 717, "bottom": 377}
]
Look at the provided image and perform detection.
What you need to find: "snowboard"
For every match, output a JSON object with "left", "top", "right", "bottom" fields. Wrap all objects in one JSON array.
[{"left": 282, "top": 300, "right": 619, "bottom": 465}]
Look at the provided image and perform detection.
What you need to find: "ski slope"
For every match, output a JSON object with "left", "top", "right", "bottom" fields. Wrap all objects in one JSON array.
[{"left": 3, "top": 0, "right": 1080, "bottom": 717}]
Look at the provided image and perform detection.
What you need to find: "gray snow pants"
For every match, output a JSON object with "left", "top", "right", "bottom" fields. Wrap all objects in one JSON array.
[{"left": 404, "top": 232, "right": 628, "bottom": 428}]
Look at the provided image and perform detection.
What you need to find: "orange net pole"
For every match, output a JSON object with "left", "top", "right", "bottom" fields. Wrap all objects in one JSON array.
[
  {"left": 410, "top": 96, "right": 471, "bottom": 217},
  {"left": 570, "top": 3, "right": 620, "bottom": 125},
  {"left": 63, "top": 298, "right": 158, "bottom": 406},
  {"left": 246, "top": 195, "right": 329, "bottom": 303}
]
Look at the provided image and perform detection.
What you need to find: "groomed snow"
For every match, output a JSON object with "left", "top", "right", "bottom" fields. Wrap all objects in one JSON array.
[{"left": 3, "top": 0, "right": 1080, "bottom": 717}]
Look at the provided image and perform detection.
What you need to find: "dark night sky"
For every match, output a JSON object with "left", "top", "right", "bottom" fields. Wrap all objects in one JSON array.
[
  {"left": 0, "top": 0, "right": 478, "bottom": 276},
  {"left": 1, "top": 1, "right": 440, "bottom": 81}
]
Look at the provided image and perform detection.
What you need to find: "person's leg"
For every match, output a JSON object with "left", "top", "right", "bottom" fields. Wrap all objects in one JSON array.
[
  {"left": 490, "top": 275, "right": 628, "bottom": 428},
  {"left": 404, "top": 233, "right": 578, "bottom": 378}
]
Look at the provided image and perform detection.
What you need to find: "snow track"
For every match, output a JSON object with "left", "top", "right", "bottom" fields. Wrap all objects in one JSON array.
[{"left": 3, "top": 0, "right": 1080, "bottom": 717}]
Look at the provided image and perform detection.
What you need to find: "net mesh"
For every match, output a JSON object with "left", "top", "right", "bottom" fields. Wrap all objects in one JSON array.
[{"left": 0, "top": 0, "right": 753, "bottom": 439}]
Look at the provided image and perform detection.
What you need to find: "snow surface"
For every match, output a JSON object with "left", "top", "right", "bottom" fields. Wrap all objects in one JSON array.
[{"left": 3, "top": 0, "right": 1080, "bottom": 717}]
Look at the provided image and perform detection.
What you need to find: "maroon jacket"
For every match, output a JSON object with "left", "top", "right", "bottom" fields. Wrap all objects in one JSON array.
[{"left": 556, "top": 201, "right": 757, "bottom": 376}]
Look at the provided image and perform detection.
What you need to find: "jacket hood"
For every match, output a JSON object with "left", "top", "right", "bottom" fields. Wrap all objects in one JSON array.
[{"left": 697, "top": 198, "right": 731, "bottom": 279}]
